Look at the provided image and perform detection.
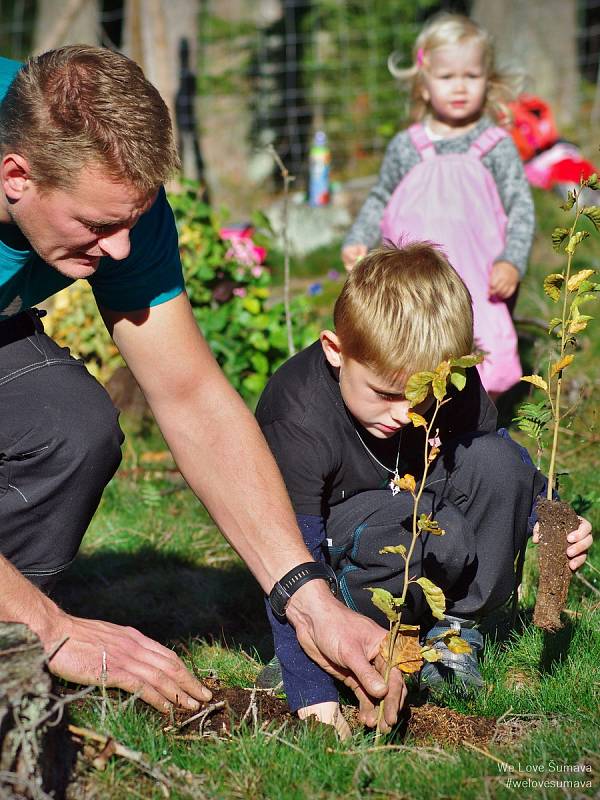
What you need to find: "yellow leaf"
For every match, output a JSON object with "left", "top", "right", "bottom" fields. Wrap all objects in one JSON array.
[
  {"left": 379, "top": 545, "right": 407, "bottom": 556},
  {"left": 446, "top": 636, "right": 472, "bottom": 655},
  {"left": 449, "top": 354, "right": 483, "bottom": 369},
  {"left": 408, "top": 411, "right": 427, "bottom": 428},
  {"left": 567, "top": 269, "right": 595, "bottom": 292},
  {"left": 550, "top": 354, "right": 574, "bottom": 377},
  {"left": 543, "top": 273, "right": 564, "bottom": 302},
  {"left": 366, "top": 587, "right": 398, "bottom": 622},
  {"left": 405, "top": 371, "right": 435, "bottom": 405},
  {"left": 421, "top": 645, "right": 442, "bottom": 663},
  {"left": 380, "top": 630, "right": 423, "bottom": 674},
  {"left": 397, "top": 473, "right": 416, "bottom": 493},
  {"left": 416, "top": 577, "right": 446, "bottom": 620},
  {"left": 521, "top": 375, "right": 548, "bottom": 392},
  {"left": 568, "top": 319, "right": 590, "bottom": 334},
  {"left": 565, "top": 230, "right": 590, "bottom": 255}
]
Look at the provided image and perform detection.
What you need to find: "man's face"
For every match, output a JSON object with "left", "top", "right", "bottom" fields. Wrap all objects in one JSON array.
[
  {"left": 6, "top": 163, "right": 155, "bottom": 280},
  {"left": 334, "top": 354, "right": 434, "bottom": 439}
]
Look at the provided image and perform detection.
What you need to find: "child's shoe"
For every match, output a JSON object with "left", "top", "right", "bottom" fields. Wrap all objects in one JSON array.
[
  {"left": 419, "top": 615, "right": 484, "bottom": 689},
  {"left": 255, "top": 655, "right": 284, "bottom": 692}
]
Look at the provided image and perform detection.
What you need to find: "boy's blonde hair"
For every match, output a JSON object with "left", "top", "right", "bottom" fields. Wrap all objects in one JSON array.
[
  {"left": 334, "top": 243, "right": 474, "bottom": 378},
  {"left": 388, "top": 12, "right": 522, "bottom": 125},
  {"left": 0, "top": 45, "right": 180, "bottom": 193}
]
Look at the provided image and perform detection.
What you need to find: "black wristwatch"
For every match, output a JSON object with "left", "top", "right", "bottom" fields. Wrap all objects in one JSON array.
[{"left": 268, "top": 562, "right": 338, "bottom": 623}]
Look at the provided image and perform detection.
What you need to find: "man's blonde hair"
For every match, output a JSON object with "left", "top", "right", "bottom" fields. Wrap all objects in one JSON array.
[
  {"left": 0, "top": 45, "right": 180, "bottom": 192},
  {"left": 388, "top": 12, "right": 523, "bottom": 125},
  {"left": 334, "top": 243, "right": 474, "bottom": 378}
]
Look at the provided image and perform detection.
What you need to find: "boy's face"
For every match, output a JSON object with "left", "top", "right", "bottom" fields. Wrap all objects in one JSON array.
[{"left": 321, "top": 332, "right": 434, "bottom": 439}]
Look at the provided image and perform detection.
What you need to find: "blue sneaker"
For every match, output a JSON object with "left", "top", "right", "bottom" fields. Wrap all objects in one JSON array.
[
  {"left": 255, "top": 655, "right": 284, "bottom": 692},
  {"left": 420, "top": 615, "right": 484, "bottom": 689}
]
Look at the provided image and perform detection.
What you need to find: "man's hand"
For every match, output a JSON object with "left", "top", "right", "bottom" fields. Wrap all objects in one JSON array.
[
  {"left": 341, "top": 244, "right": 368, "bottom": 271},
  {"left": 297, "top": 701, "right": 352, "bottom": 740},
  {"left": 286, "top": 581, "right": 407, "bottom": 732},
  {"left": 532, "top": 515, "right": 593, "bottom": 571},
  {"left": 43, "top": 611, "right": 212, "bottom": 712},
  {"left": 489, "top": 260, "right": 520, "bottom": 299}
]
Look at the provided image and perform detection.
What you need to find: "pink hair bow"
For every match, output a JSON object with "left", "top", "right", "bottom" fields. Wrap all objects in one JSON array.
[{"left": 416, "top": 47, "right": 425, "bottom": 67}]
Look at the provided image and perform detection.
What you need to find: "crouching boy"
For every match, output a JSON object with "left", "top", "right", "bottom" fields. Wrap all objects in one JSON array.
[{"left": 256, "top": 243, "right": 592, "bottom": 736}]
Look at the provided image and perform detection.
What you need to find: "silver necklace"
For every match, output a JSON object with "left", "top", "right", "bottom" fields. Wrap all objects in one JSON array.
[{"left": 354, "top": 428, "right": 403, "bottom": 494}]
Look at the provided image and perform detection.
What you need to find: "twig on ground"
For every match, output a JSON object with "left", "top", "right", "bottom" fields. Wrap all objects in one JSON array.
[
  {"left": 163, "top": 700, "right": 226, "bottom": 733},
  {"left": 262, "top": 730, "right": 305, "bottom": 753},
  {"left": 240, "top": 687, "right": 258, "bottom": 729},
  {"left": 574, "top": 571, "right": 600, "bottom": 598},
  {"left": 325, "top": 744, "right": 455, "bottom": 760}
]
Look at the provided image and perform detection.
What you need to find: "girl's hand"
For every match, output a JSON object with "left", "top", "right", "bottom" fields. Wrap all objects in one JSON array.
[
  {"left": 489, "top": 260, "right": 520, "bottom": 299},
  {"left": 532, "top": 515, "right": 593, "bottom": 572},
  {"left": 297, "top": 701, "right": 352, "bottom": 740},
  {"left": 342, "top": 244, "right": 368, "bottom": 271}
]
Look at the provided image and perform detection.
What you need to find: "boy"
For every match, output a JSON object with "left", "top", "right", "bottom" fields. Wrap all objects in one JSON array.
[{"left": 256, "top": 243, "right": 592, "bottom": 736}]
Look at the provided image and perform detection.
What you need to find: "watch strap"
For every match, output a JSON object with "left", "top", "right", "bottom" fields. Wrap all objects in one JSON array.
[{"left": 268, "top": 561, "right": 338, "bottom": 622}]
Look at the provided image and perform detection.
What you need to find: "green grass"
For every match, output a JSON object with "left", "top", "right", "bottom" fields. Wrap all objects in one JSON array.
[{"left": 56, "top": 187, "right": 600, "bottom": 798}]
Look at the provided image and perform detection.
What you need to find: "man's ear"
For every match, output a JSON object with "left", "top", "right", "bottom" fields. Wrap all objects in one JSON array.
[
  {"left": 320, "top": 329, "right": 343, "bottom": 368},
  {"left": 1, "top": 154, "right": 32, "bottom": 201}
]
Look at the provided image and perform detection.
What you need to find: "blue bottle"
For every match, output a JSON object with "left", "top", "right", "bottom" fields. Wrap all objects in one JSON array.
[{"left": 308, "top": 131, "right": 331, "bottom": 206}]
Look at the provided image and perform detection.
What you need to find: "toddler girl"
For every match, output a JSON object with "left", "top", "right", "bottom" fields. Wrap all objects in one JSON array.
[{"left": 341, "top": 12, "right": 534, "bottom": 396}]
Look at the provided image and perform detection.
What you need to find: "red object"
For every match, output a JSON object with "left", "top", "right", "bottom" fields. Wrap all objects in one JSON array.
[{"left": 508, "top": 94, "right": 558, "bottom": 161}]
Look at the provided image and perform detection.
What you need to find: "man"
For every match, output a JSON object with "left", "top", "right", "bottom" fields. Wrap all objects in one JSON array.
[{"left": 0, "top": 46, "right": 404, "bottom": 731}]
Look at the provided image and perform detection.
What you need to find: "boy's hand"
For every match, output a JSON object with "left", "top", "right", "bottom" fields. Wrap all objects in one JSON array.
[
  {"left": 532, "top": 515, "right": 593, "bottom": 571},
  {"left": 489, "top": 260, "right": 520, "bottom": 299},
  {"left": 297, "top": 701, "right": 352, "bottom": 740},
  {"left": 342, "top": 244, "right": 368, "bottom": 271}
]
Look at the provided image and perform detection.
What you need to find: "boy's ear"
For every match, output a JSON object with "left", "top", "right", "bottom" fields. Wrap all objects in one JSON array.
[
  {"left": 320, "top": 329, "right": 343, "bottom": 368},
  {"left": 1, "top": 154, "right": 33, "bottom": 201}
]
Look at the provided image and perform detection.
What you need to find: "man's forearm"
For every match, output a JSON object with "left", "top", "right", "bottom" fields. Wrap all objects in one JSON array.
[
  {"left": 151, "top": 376, "right": 312, "bottom": 592},
  {"left": 0, "top": 553, "right": 61, "bottom": 645}
]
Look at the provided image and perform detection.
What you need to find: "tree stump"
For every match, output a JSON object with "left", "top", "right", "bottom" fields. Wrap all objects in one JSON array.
[{"left": 0, "top": 623, "right": 71, "bottom": 800}]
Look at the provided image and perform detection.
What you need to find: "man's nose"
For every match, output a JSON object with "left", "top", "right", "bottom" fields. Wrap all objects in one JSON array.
[{"left": 97, "top": 228, "right": 131, "bottom": 261}]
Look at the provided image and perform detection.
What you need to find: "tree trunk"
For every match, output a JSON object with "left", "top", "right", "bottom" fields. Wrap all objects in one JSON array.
[
  {"left": 33, "top": 0, "right": 100, "bottom": 53},
  {"left": 0, "top": 623, "right": 71, "bottom": 800},
  {"left": 472, "top": 0, "right": 579, "bottom": 127}
]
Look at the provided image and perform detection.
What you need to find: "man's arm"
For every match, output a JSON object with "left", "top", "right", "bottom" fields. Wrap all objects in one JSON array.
[
  {"left": 101, "top": 293, "right": 405, "bottom": 728},
  {"left": 0, "top": 551, "right": 212, "bottom": 711}
]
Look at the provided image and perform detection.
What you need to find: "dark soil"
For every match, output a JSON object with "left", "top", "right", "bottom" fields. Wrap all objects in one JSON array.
[
  {"left": 533, "top": 499, "right": 579, "bottom": 631},
  {"left": 167, "top": 680, "right": 498, "bottom": 747}
]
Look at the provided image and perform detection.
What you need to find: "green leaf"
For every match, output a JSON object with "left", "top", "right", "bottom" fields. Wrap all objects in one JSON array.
[
  {"left": 449, "top": 368, "right": 467, "bottom": 391},
  {"left": 448, "top": 354, "right": 483, "bottom": 368},
  {"left": 379, "top": 545, "right": 407, "bottom": 556},
  {"left": 405, "top": 371, "right": 435, "bottom": 405},
  {"left": 415, "top": 577, "right": 446, "bottom": 620},
  {"left": 242, "top": 296, "right": 261, "bottom": 315},
  {"left": 543, "top": 273, "right": 564, "bottom": 302},
  {"left": 521, "top": 375, "right": 548, "bottom": 392},
  {"left": 582, "top": 206, "right": 600, "bottom": 231},
  {"left": 432, "top": 373, "right": 448, "bottom": 402},
  {"left": 565, "top": 230, "right": 590, "bottom": 255},
  {"left": 241, "top": 372, "right": 268, "bottom": 397},
  {"left": 548, "top": 317, "right": 562, "bottom": 335},
  {"left": 551, "top": 227, "right": 570, "bottom": 252},
  {"left": 250, "top": 352, "right": 270, "bottom": 375},
  {"left": 417, "top": 514, "right": 446, "bottom": 536},
  {"left": 583, "top": 173, "right": 599, "bottom": 189},
  {"left": 560, "top": 190, "right": 576, "bottom": 210},
  {"left": 366, "top": 587, "right": 398, "bottom": 622}
]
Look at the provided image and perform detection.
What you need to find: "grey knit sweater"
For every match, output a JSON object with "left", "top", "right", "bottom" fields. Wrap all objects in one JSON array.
[{"left": 343, "top": 117, "right": 534, "bottom": 276}]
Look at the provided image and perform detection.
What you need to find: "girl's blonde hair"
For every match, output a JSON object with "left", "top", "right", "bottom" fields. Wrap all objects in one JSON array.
[{"left": 388, "top": 12, "right": 523, "bottom": 125}]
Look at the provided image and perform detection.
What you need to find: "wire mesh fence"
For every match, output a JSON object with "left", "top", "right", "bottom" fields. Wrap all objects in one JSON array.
[{"left": 0, "top": 0, "right": 599, "bottom": 190}]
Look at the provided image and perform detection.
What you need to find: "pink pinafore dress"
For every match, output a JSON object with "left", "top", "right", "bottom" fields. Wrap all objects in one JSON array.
[{"left": 380, "top": 123, "right": 522, "bottom": 394}]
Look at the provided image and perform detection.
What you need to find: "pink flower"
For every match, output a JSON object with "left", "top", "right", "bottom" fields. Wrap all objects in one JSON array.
[
  {"left": 251, "top": 265, "right": 264, "bottom": 278},
  {"left": 233, "top": 287, "right": 247, "bottom": 298},
  {"left": 428, "top": 429, "right": 442, "bottom": 449}
]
